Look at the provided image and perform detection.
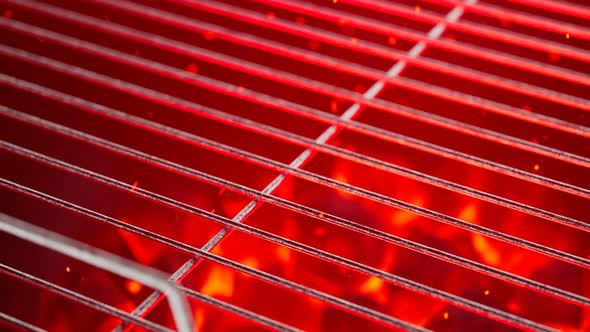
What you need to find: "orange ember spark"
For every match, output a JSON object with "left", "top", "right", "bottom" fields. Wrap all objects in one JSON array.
[
  {"left": 65, "top": 266, "right": 71, "bottom": 273},
  {"left": 415, "top": 6, "right": 421, "bottom": 14},
  {"left": 443, "top": 312, "right": 449, "bottom": 320},
  {"left": 566, "top": 33, "right": 570, "bottom": 39},
  {"left": 130, "top": 180, "right": 139, "bottom": 191},
  {"left": 484, "top": 290, "right": 490, "bottom": 296},
  {"left": 125, "top": 280, "right": 142, "bottom": 295},
  {"left": 534, "top": 164, "right": 540, "bottom": 171},
  {"left": 201, "top": 266, "right": 234, "bottom": 298}
]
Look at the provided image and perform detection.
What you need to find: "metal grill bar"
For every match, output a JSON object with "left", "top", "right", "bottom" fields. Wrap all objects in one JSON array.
[
  {"left": 347, "top": 0, "right": 590, "bottom": 64},
  {"left": 2, "top": 46, "right": 590, "bottom": 267},
  {"left": 2, "top": 3, "right": 560, "bottom": 330},
  {"left": 1, "top": 0, "right": 589, "bottom": 330},
  {"left": 3, "top": 74, "right": 587, "bottom": 236},
  {"left": 8, "top": 0, "right": 589, "bottom": 174},
  {"left": 3, "top": 96, "right": 590, "bottom": 268},
  {"left": 439, "top": 0, "right": 590, "bottom": 40},
  {"left": 0, "top": 186, "right": 299, "bottom": 332},
  {"left": 2, "top": 148, "right": 587, "bottom": 319},
  {"left": 246, "top": 0, "right": 590, "bottom": 116},
  {"left": 1, "top": 15, "right": 588, "bottom": 200},
  {"left": 0, "top": 312, "right": 46, "bottom": 332},
  {"left": 113, "top": 0, "right": 463, "bottom": 322},
  {"left": 0, "top": 213, "right": 193, "bottom": 332},
  {"left": 1, "top": 81, "right": 589, "bottom": 310},
  {"left": 13, "top": 0, "right": 590, "bottom": 171},
  {"left": 0, "top": 108, "right": 551, "bottom": 330},
  {"left": 0, "top": 179, "right": 426, "bottom": 332},
  {"left": 0, "top": 263, "right": 173, "bottom": 332},
  {"left": 69, "top": 0, "right": 590, "bottom": 158},
  {"left": 177, "top": 286, "right": 301, "bottom": 332},
  {"left": 2, "top": 30, "right": 589, "bottom": 212},
  {"left": 0, "top": 204, "right": 300, "bottom": 331},
  {"left": 506, "top": 0, "right": 590, "bottom": 21},
  {"left": 249, "top": 0, "right": 590, "bottom": 89},
  {"left": 0, "top": 93, "right": 579, "bottom": 331},
  {"left": 0, "top": 107, "right": 568, "bottom": 331},
  {"left": 155, "top": 0, "right": 590, "bottom": 129}
]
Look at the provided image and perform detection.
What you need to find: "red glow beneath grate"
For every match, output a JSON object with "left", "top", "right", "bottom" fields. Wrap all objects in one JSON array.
[{"left": 1, "top": 0, "right": 590, "bottom": 331}]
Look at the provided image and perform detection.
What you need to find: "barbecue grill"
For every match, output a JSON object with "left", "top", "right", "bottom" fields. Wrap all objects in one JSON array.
[{"left": 1, "top": 0, "right": 589, "bottom": 331}]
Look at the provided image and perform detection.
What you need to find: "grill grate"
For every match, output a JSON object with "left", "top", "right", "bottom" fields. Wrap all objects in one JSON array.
[{"left": 0, "top": 0, "right": 589, "bottom": 331}]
